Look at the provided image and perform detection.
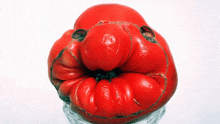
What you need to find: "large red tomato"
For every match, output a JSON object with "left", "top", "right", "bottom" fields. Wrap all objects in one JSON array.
[{"left": 48, "top": 4, "right": 177, "bottom": 124}]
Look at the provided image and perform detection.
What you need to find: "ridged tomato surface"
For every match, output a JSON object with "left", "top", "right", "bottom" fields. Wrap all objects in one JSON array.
[{"left": 48, "top": 4, "right": 177, "bottom": 124}]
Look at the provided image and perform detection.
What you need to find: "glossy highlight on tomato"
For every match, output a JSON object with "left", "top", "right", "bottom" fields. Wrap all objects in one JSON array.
[{"left": 48, "top": 4, "right": 177, "bottom": 124}]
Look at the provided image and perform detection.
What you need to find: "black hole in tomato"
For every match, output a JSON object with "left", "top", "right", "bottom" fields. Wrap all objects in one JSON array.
[
  {"left": 72, "top": 29, "right": 87, "bottom": 42},
  {"left": 88, "top": 68, "right": 122, "bottom": 83},
  {"left": 140, "top": 26, "right": 156, "bottom": 43}
]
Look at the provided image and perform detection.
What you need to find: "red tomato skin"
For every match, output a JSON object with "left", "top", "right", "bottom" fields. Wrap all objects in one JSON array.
[
  {"left": 74, "top": 4, "right": 147, "bottom": 30},
  {"left": 48, "top": 3, "right": 177, "bottom": 124},
  {"left": 80, "top": 24, "right": 132, "bottom": 71}
]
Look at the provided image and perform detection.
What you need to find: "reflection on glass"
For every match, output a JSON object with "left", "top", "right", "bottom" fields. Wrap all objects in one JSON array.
[{"left": 63, "top": 103, "right": 166, "bottom": 124}]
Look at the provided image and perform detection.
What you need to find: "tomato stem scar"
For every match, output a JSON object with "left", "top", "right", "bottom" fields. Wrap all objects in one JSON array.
[{"left": 91, "top": 69, "right": 122, "bottom": 82}]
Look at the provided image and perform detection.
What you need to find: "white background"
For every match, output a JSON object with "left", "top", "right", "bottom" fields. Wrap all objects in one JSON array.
[{"left": 0, "top": 0, "right": 220, "bottom": 124}]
